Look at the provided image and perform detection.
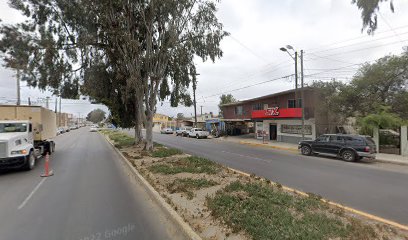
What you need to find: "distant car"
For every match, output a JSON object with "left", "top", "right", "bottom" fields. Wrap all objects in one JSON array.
[
  {"left": 69, "top": 125, "right": 77, "bottom": 130},
  {"left": 188, "top": 128, "right": 209, "bottom": 139},
  {"left": 160, "top": 128, "right": 174, "bottom": 134},
  {"left": 176, "top": 127, "right": 192, "bottom": 137},
  {"left": 57, "top": 127, "right": 65, "bottom": 135},
  {"left": 90, "top": 126, "right": 98, "bottom": 132},
  {"left": 298, "top": 134, "right": 376, "bottom": 162}
]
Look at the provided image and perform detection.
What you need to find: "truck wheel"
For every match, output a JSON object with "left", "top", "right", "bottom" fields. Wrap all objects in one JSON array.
[
  {"left": 342, "top": 150, "right": 356, "bottom": 162},
  {"left": 301, "top": 145, "right": 312, "bottom": 156},
  {"left": 23, "top": 151, "right": 36, "bottom": 171},
  {"left": 50, "top": 142, "right": 55, "bottom": 153}
]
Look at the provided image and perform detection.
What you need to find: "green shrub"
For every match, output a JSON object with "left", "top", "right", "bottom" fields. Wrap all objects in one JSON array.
[
  {"left": 149, "top": 156, "right": 220, "bottom": 174},
  {"left": 151, "top": 147, "right": 182, "bottom": 158},
  {"left": 207, "top": 181, "right": 376, "bottom": 240}
]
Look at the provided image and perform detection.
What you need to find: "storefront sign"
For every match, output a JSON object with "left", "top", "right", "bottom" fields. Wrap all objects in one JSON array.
[
  {"left": 251, "top": 108, "right": 302, "bottom": 119},
  {"left": 281, "top": 124, "right": 312, "bottom": 135}
]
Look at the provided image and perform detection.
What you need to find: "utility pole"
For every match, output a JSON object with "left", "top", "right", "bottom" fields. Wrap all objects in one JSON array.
[
  {"left": 294, "top": 51, "right": 298, "bottom": 107},
  {"left": 200, "top": 106, "right": 203, "bottom": 116},
  {"left": 45, "top": 96, "right": 50, "bottom": 109},
  {"left": 300, "top": 50, "right": 305, "bottom": 140},
  {"left": 28, "top": 97, "right": 31, "bottom": 106},
  {"left": 16, "top": 70, "right": 21, "bottom": 105},
  {"left": 192, "top": 73, "right": 200, "bottom": 128},
  {"left": 59, "top": 96, "right": 62, "bottom": 126}
]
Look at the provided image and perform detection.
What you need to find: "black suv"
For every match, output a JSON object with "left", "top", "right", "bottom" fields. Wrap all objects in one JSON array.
[{"left": 298, "top": 134, "right": 376, "bottom": 162}]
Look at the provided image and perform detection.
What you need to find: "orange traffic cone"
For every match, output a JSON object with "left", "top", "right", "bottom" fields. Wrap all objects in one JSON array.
[{"left": 41, "top": 153, "right": 54, "bottom": 177}]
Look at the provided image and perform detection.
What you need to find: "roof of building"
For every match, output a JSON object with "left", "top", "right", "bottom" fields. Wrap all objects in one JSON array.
[{"left": 219, "top": 87, "right": 314, "bottom": 107}]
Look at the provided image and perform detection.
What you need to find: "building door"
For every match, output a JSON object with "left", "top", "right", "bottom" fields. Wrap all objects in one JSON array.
[{"left": 269, "top": 124, "right": 277, "bottom": 141}]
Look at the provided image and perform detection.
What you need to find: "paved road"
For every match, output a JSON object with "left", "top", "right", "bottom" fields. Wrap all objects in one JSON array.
[
  {"left": 137, "top": 131, "right": 408, "bottom": 225},
  {"left": 0, "top": 128, "right": 184, "bottom": 240}
]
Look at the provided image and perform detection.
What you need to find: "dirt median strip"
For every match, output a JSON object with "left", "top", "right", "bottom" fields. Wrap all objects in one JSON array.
[
  {"left": 226, "top": 167, "right": 408, "bottom": 232},
  {"left": 101, "top": 133, "right": 202, "bottom": 240},
  {"left": 102, "top": 130, "right": 408, "bottom": 240}
]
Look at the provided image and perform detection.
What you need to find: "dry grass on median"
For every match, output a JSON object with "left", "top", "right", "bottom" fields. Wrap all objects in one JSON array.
[{"left": 100, "top": 130, "right": 408, "bottom": 240}]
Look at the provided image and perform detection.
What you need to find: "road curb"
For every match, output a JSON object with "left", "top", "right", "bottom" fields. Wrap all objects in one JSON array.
[
  {"left": 102, "top": 134, "right": 202, "bottom": 240},
  {"left": 226, "top": 166, "right": 408, "bottom": 232},
  {"left": 374, "top": 159, "right": 408, "bottom": 166}
]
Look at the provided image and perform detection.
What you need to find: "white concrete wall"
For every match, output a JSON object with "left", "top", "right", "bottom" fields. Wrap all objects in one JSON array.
[
  {"left": 401, "top": 126, "right": 408, "bottom": 157},
  {"left": 261, "top": 119, "right": 316, "bottom": 141}
]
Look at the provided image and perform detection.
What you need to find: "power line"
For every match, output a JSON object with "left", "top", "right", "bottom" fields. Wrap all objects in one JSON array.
[
  {"left": 308, "top": 38, "right": 408, "bottom": 59},
  {"left": 202, "top": 74, "right": 294, "bottom": 99},
  {"left": 305, "top": 24, "right": 408, "bottom": 52},
  {"left": 308, "top": 31, "right": 408, "bottom": 55},
  {"left": 229, "top": 35, "right": 269, "bottom": 63},
  {"left": 379, "top": 12, "right": 406, "bottom": 46}
]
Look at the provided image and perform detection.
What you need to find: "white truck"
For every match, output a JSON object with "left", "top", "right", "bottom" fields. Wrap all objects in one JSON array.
[
  {"left": 188, "top": 128, "right": 210, "bottom": 139},
  {"left": 0, "top": 105, "right": 56, "bottom": 170}
]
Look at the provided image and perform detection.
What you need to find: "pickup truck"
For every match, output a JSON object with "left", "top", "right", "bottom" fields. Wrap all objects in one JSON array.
[
  {"left": 188, "top": 128, "right": 209, "bottom": 139},
  {"left": 0, "top": 105, "right": 56, "bottom": 170}
]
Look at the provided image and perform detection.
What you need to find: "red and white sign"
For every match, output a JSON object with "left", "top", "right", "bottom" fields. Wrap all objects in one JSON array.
[
  {"left": 252, "top": 107, "right": 302, "bottom": 119},
  {"left": 265, "top": 107, "right": 279, "bottom": 116}
]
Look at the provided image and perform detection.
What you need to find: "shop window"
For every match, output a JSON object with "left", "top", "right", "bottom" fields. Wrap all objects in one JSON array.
[
  {"left": 235, "top": 106, "right": 243, "bottom": 116},
  {"left": 297, "top": 98, "right": 302, "bottom": 108},
  {"left": 281, "top": 124, "right": 312, "bottom": 135},
  {"left": 263, "top": 104, "right": 269, "bottom": 110},
  {"left": 252, "top": 103, "right": 263, "bottom": 110},
  {"left": 288, "top": 99, "right": 296, "bottom": 108}
]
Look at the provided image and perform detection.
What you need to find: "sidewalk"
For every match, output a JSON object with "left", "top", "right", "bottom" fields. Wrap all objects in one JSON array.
[{"left": 218, "top": 134, "right": 408, "bottom": 166}]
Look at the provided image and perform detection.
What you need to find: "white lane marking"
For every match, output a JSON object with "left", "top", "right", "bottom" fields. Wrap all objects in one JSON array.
[
  {"left": 221, "top": 150, "right": 270, "bottom": 163},
  {"left": 17, "top": 178, "right": 47, "bottom": 210}
]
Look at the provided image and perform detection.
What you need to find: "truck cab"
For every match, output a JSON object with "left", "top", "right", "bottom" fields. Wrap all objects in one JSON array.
[{"left": 0, "top": 120, "right": 54, "bottom": 170}]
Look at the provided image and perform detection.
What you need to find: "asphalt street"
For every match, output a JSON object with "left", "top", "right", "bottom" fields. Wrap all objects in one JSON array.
[
  {"left": 135, "top": 130, "right": 408, "bottom": 225},
  {"left": 0, "top": 127, "right": 184, "bottom": 240}
]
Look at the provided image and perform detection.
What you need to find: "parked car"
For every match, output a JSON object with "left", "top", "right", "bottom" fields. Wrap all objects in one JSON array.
[
  {"left": 160, "top": 128, "right": 174, "bottom": 134},
  {"left": 90, "top": 126, "right": 98, "bottom": 132},
  {"left": 57, "top": 127, "right": 65, "bottom": 135},
  {"left": 188, "top": 128, "right": 209, "bottom": 139},
  {"left": 298, "top": 134, "right": 376, "bottom": 162},
  {"left": 176, "top": 127, "right": 192, "bottom": 137}
]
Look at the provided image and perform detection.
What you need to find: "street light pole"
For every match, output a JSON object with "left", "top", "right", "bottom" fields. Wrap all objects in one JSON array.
[
  {"left": 300, "top": 50, "right": 305, "bottom": 140},
  {"left": 294, "top": 51, "right": 298, "bottom": 106},
  {"left": 281, "top": 45, "right": 305, "bottom": 140}
]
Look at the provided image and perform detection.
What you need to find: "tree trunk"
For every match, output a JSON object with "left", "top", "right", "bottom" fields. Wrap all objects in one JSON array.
[
  {"left": 134, "top": 95, "right": 143, "bottom": 145},
  {"left": 145, "top": 114, "right": 154, "bottom": 151}
]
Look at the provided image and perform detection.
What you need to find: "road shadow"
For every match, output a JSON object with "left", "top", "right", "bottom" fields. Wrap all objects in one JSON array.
[
  {"left": 0, "top": 168, "right": 25, "bottom": 176},
  {"left": 311, "top": 154, "right": 377, "bottom": 165}
]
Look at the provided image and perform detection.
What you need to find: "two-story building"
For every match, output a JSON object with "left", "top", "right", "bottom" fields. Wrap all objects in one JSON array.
[{"left": 220, "top": 87, "right": 334, "bottom": 144}]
